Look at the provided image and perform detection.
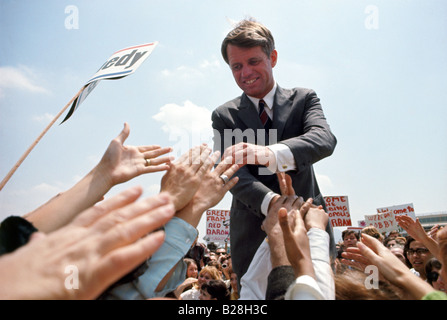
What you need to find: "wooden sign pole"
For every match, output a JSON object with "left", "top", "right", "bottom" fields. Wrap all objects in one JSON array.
[{"left": 0, "top": 87, "right": 84, "bottom": 191}]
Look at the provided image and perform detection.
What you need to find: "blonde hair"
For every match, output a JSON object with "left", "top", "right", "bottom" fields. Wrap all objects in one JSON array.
[
  {"left": 362, "top": 226, "right": 383, "bottom": 242},
  {"left": 193, "top": 266, "right": 222, "bottom": 289}
]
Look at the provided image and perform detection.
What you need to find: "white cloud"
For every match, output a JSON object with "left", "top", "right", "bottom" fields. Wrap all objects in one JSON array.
[
  {"left": 161, "top": 65, "right": 204, "bottom": 80},
  {"left": 160, "top": 57, "right": 221, "bottom": 80},
  {"left": 0, "top": 65, "right": 50, "bottom": 97},
  {"left": 32, "top": 112, "right": 54, "bottom": 123},
  {"left": 152, "top": 100, "right": 213, "bottom": 155},
  {"left": 199, "top": 58, "right": 221, "bottom": 70}
]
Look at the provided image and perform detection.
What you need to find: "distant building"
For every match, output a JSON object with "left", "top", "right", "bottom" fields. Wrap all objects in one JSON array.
[{"left": 417, "top": 211, "right": 447, "bottom": 230}]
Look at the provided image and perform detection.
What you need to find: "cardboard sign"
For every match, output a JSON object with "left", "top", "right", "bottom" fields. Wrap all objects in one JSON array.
[
  {"left": 364, "top": 211, "right": 396, "bottom": 233},
  {"left": 205, "top": 209, "right": 230, "bottom": 244},
  {"left": 377, "top": 203, "right": 416, "bottom": 220},
  {"left": 324, "top": 196, "right": 352, "bottom": 227},
  {"left": 86, "top": 42, "right": 158, "bottom": 84}
]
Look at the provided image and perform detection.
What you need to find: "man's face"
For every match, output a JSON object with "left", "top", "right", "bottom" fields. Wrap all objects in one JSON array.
[
  {"left": 226, "top": 44, "right": 277, "bottom": 99},
  {"left": 407, "top": 241, "right": 432, "bottom": 273}
]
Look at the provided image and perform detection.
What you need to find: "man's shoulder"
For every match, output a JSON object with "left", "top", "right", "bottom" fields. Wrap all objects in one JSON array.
[{"left": 278, "top": 86, "right": 315, "bottom": 97}]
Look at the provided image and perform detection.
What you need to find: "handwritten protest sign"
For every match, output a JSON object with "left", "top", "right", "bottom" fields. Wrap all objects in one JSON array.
[
  {"left": 377, "top": 203, "right": 416, "bottom": 220},
  {"left": 206, "top": 209, "right": 230, "bottom": 244},
  {"left": 364, "top": 211, "right": 396, "bottom": 233},
  {"left": 324, "top": 196, "right": 351, "bottom": 227}
]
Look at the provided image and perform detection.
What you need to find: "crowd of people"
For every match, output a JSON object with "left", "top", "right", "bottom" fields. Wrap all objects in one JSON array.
[
  {"left": 0, "top": 121, "right": 445, "bottom": 300},
  {"left": 335, "top": 218, "right": 446, "bottom": 299}
]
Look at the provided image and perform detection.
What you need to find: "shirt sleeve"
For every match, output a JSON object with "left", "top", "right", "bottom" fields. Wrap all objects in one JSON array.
[
  {"left": 284, "top": 228, "right": 335, "bottom": 300},
  {"left": 260, "top": 191, "right": 278, "bottom": 216},
  {"left": 284, "top": 275, "right": 325, "bottom": 300},
  {"left": 267, "top": 143, "right": 297, "bottom": 172},
  {"left": 307, "top": 228, "right": 335, "bottom": 300},
  {"left": 101, "top": 217, "right": 198, "bottom": 300}
]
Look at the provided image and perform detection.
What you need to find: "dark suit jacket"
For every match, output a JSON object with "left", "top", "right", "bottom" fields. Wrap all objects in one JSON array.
[{"left": 211, "top": 85, "right": 337, "bottom": 282}]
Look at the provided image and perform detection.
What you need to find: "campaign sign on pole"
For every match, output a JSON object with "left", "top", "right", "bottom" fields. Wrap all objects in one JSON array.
[
  {"left": 324, "top": 196, "right": 351, "bottom": 227},
  {"left": 0, "top": 42, "right": 159, "bottom": 191},
  {"left": 376, "top": 203, "right": 416, "bottom": 220},
  {"left": 206, "top": 209, "right": 230, "bottom": 244},
  {"left": 61, "top": 42, "right": 158, "bottom": 123},
  {"left": 364, "top": 211, "right": 396, "bottom": 234}
]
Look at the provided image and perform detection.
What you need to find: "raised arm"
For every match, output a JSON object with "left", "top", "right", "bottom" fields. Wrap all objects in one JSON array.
[
  {"left": 24, "top": 123, "right": 173, "bottom": 233},
  {"left": 396, "top": 215, "right": 440, "bottom": 260}
]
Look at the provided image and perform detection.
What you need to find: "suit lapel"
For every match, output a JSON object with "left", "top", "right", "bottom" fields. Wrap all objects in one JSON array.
[
  {"left": 236, "top": 87, "right": 293, "bottom": 142},
  {"left": 272, "top": 86, "right": 292, "bottom": 139},
  {"left": 237, "top": 94, "right": 264, "bottom": 130}
]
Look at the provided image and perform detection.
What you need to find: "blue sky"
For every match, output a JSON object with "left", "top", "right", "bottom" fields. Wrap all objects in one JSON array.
[{"left": 1, "top": 0, "right": 446, "bottom": 242}]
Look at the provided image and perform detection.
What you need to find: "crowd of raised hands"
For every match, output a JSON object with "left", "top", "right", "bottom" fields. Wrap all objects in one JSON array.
[
  {"left": 0, "top": 123, "right": 242, "bottom": 300},
  {"left": 1, "top": 123, "right": 446, "bottom": 300}
]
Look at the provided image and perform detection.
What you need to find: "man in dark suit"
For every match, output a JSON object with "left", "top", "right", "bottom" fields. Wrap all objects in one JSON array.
[{"left": 212, "top": 19, "right": 337, "bottom": 287}]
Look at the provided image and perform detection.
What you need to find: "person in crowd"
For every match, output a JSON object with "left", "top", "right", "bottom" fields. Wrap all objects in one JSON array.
[
  {"left": 212, "top": 18, "right": 337, "bottom": 287},
  {"left": 361, "top": 226, "right": 383, "bottom": 243},
  {"left": 180, "top": 266, "right": 222, "bottom": 300},
  {"left": 383, "top": 235, "right": 405, "bottom": 249},
  {"left": 228, "top": 267, "right": 239, "bottom": 300},
  {"left": 185, "top": 258, "right": 199, "bottom": 279},
  {"left": 341, "top": 233, "right": 446, "bottom": 300},
  {"left": 425, "top": 258, "right": 445, "bottom": 292},
  {"left": 219, "top": 255, "right": 232, "bottom": 281},
  {"left": 215, "top": 247, "right": 227, "bottom": 257},
  {"left": 0, "top": 186, "right": 174, "bottom": 300},
  {"left": 199, "top": 279, "right": 230, "bottom": 300},
  {"left": 397, "top": 215, "right": 440, "bottom": 260},
  {"left": 342, "top": 229, "right": 359, "bottom": 249},
  {"left": 207, "top": 260, "right": 224, "bottom": 279},
  {"left": 388, "top": 230, "right": 401, "bottom": 238},
  {"left": 172, "top": 258, "right": 199, "bottom": 298},
  {"left": 208, "top": 252, "right": 218, "bottom": 262},
  {"left": 185, "top": 241, "right": 208, "bottom": 272},
  {"left": 403, "top": 237, "right": 433, "bottom": 280},
  {"left": 438, "top": 226, "right": 447, "bottom": 277},
  {"left": 389, "top": 246, "right": 407, "bottom": 265}
]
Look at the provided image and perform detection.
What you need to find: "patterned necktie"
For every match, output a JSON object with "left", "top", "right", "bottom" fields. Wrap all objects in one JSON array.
[{"left": 259, "top": 99, "right": 272, "bottom": 130}]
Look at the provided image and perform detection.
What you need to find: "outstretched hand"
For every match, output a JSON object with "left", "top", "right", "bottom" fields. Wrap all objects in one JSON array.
[
  {"left": 278, "top": 198, "right": 315, "bottom": 278},
  {"left": 98, "top": 122, "right": 173, "bottom": 187},
  {"left": 0, "top": 186, "right": 175, "bottom": 300},
  {"left": 160, "top": 144, "right": 214, "bottom": 211},
  {"left": 222, "top": 142, "right": 276, "bottom": 168}
]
